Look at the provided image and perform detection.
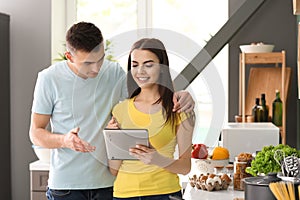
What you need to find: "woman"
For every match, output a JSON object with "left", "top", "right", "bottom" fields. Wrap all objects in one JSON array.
[{"left": 107, "top": 38, "right": 195, "bottom": 200}]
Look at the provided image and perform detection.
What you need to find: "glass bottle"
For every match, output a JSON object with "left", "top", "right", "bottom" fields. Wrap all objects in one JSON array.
[
  {"left": 252, "top": 98, "right": 260, "bottom": 122},
  {"left": 260, "top": 93, "right": 269, "bottom": 122},
  {"left": 272, "top": 90, "right": 282, "bottom": 126}
]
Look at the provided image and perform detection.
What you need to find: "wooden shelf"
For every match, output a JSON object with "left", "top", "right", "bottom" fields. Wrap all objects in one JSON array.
[{"left": 239, "top": 51, "right": 290, "bottom": 144}]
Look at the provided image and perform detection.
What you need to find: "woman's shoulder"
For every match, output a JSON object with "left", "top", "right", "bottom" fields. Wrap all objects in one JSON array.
[
  {"left": 112, "top": 99, "right": 134, "bottom": 120},
  {"left": 113, "top": 98, "right": 131, "bottom": 112}
]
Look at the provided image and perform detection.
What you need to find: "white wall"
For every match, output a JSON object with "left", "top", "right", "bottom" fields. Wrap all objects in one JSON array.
[{"left": 0, "top": 0, "right": 51, "bottom": 199}]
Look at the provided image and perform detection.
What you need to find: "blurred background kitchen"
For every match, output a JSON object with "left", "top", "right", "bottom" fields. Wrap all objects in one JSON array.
[{"left": 0, "top": 0, "right": 298, "bottom": 199}]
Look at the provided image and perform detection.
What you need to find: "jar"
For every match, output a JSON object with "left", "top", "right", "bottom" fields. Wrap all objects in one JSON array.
[
  {"left": 233, "top": 156, "right": 252, "bottom": 191},
  {"left": 225, "top": 164, "right": 234, "bottom": 178},
  {"left": 214, "top": 165, "right": 225, "bottom": 175}
]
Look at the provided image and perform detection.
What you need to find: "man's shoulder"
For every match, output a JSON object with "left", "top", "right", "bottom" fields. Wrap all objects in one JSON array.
[
  {"left": 102, "top": 60, "right": 124, "bottom": 73},
  {"left": 39, "top": 61, "right": 66, "bottom": 76}
]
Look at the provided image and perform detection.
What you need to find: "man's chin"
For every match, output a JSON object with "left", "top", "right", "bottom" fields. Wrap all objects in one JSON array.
[{"left": 88, "top": 73, "right": 98, "bottom": 78}]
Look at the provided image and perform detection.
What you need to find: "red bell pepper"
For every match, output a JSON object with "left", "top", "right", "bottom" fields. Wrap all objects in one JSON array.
[{"left": 191, "top": 144, "right": 208, "bottom": 159}]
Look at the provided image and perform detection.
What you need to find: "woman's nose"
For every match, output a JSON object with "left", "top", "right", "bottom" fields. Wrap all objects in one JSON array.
[{"left": 137, "top": 65, "right": 145, "bottom": 73}]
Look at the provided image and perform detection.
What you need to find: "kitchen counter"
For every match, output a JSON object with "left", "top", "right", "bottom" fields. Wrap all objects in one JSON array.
[
  {"left": 29, "top": 160, "right": 50, "bottom": 171},
  {"left": 30, "top": 161, "right": 244, "bottom": 199},
  {"left": 183, "top": 184, "right": 244, "bottom": 200},
  {"left": 29, "top": 160, "right": 49, "bottom": 200}
]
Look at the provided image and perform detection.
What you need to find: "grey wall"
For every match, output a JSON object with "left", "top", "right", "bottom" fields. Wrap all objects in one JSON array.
[
  {"left": 0, "top": 0, "right": 51, "bottom": 199},
  {"left": 229, "top": 0, "right": 298, "bottom": 147}
]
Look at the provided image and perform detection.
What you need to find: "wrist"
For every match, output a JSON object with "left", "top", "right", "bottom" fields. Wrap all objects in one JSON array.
[
  {"left": 59, "top": 134, "right": 67, "bottom": 148},
  {"left": 152, "top": 153, "right": 174, "bottom": 168}
]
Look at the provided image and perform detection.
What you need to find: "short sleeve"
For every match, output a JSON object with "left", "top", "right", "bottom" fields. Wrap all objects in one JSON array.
[
  {"left": 31, "top": 72, "right": 54, "bottom": 115},
  {"left": 176, "top": 112, "right": 193, "bottom": 126}
]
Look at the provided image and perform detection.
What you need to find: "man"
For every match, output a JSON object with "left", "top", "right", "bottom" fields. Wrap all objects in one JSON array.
[{"left": 29, "top": 22, "right": 194, "bottom": 200}]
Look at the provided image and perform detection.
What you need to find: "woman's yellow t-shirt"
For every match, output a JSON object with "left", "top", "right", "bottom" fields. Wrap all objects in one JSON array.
[{"left": 111, "top": 98, "right": 187, "bottom": 198}]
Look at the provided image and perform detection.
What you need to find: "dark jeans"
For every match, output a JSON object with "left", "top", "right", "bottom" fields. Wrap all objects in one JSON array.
[
  {"left": 113, "top": 191, "right": 182, "bottom": 200},
  {"left": 46, "top": 187, "right": 113, "bottom": 200}
]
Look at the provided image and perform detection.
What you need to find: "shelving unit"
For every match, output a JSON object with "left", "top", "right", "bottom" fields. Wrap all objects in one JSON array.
[{"left": 239, "top": 51, "right": 291, "bottom": 144}]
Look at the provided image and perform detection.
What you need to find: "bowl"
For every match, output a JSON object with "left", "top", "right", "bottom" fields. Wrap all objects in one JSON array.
[
  {"left": 239, "top": 43, "right": 274, "bottom": 53},
  {"left": 235, "top": 115, "right": 254, "bottom": 123},
  {"left": 191, "top": 158, "right": 229, "bottom": 175},
  {"left": 32, "top": 145, "right": 50, "bottom": 163}
]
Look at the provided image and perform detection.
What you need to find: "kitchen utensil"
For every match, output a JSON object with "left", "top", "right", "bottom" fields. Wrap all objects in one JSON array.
[
  {"left": 274, "top": 149, "right": 300, "bottom": 177},
  {"left": 274, "top": 149, "right": 288, "bottom": 176},
  {"left": 283, "top": 155, "right": 300, "bottom": 177}
]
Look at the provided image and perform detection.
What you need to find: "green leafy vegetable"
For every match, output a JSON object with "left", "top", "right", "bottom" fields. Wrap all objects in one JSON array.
[{"left": 245, "top": 144, "right": 300, "bottom": 176}]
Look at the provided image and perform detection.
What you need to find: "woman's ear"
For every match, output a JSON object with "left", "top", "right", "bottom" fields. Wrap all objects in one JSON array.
[{"left": 65, "top": 52, "right": 74, "bottom": 63}]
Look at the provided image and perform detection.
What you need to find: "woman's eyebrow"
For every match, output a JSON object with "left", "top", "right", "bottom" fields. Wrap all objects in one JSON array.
[{"left": 131, "top": 60, "right": 154, "bottom": 64}]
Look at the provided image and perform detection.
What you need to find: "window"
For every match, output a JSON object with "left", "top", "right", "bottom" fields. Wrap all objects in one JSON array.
[{"left": 53, "top": 0, "right": 228, "bottom": 146}]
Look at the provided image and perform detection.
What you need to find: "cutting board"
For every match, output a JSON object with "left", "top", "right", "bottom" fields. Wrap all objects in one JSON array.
[{"left": 245, "top": 67, "right": 291, "bottom": 116}]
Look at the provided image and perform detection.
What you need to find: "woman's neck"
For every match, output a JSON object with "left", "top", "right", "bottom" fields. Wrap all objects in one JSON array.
[
  {"left": 135, "top": 87, "right": 161, "bottom": 104},
  {"left": 133, "top": 87, "right": 162, "bottom": 114}
]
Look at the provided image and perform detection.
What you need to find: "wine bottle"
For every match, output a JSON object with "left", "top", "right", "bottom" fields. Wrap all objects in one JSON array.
[
  {"left": 260, "top": 93, "right": 269, "bottom": 122},
  {"left": 252, "top": 98, "right": 260, "bottom": 122},
  {"left": 272, "top": 90, "right": 282, "bottom": 126}
]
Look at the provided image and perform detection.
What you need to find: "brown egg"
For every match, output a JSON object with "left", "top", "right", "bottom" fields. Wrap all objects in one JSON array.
[
  {"left": 214, "top": 181, "right": 222, "bottom": 191},
  {"left": 205, "top": 183, "right": 215, "bottom": 192},
  {"left": 221, "top": 174, "right": 232, "bottom": 183},
  {"left": 208, "top": 174, "right": 216, "bottom": 179},
  {"left": 200, "top": 175, "right": 208, "bottom": 182}
]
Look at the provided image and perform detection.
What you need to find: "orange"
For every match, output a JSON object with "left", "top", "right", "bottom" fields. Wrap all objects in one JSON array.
[{"left": 212, "top": 147, "right": 229, "bottom": 160}]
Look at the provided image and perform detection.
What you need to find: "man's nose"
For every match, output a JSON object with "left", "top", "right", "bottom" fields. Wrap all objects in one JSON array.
[{"left": 92, "top": 63, "right": 101, "bottom": 72}]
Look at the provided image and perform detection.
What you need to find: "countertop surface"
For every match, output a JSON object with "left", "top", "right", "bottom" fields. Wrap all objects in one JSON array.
[
  {"left": 29, "top": 160, "right": 50, "bottom": 171},
  {"left": 183, "top": 184, "right": 244, "bottom": 200},
  {"left": 29, "top": 160, "right": 245, "bottom": 199}
]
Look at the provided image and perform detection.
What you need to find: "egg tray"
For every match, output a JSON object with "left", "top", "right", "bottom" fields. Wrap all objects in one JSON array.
[{"left": 189, "top": 173, "right": 232, "bottom": 192}]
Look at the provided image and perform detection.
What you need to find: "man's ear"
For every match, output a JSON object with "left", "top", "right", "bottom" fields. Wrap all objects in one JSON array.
[{"left": 65, "top": 52, "right": 74, "bottom": 63}]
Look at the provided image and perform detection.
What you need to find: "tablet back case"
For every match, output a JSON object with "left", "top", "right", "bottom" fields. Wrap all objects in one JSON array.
[{"left": 103, "top": 129, "right": 149, "bottom": 160}]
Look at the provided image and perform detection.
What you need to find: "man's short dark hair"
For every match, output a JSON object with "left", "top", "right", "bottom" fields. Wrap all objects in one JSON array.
[{"left": 66, "top": 22, "right": 103, "bottom": 53}]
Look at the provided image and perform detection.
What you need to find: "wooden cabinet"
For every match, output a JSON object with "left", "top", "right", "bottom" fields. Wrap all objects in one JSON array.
[
  {"left": 239, "top": 51, "right": 291, "bottom": 144},
  {"left": 30, "top": 161, "right": 49, "bottom": 200}
]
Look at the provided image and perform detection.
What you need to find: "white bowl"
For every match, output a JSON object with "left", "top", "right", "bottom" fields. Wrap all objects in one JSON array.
[
  {"left": 239, "top": 44, "right": 274, "bottom": 53},
  {"left": 191, "top": 158, "right": 229, "bottom": 175},
  {"left": 32, "top": 145, "right": 50, "bottom": 163}
]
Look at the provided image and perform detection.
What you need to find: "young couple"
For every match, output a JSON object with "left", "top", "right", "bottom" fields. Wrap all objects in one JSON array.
[{"left": 30, "top": 22, "right": 195, "bottom": 200}]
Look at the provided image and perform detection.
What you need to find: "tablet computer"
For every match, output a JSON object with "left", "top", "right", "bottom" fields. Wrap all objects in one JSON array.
[{"left": 103, "top": 129, "right": 149, "bottom": 160}]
